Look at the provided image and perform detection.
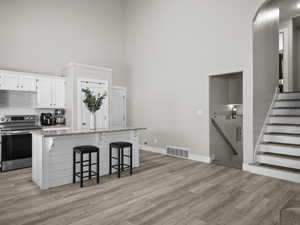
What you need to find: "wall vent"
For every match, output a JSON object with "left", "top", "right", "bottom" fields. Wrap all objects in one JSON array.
[{"left": 166, "top": 146, "right": 189, "bottom": 159}]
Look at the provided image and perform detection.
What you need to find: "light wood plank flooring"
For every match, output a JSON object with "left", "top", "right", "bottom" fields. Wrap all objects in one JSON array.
[{"left": 0, "top": 151, "right": 300, "bottom": 225}]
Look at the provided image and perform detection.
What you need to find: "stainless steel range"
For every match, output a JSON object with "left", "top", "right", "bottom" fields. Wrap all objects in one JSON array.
[{"left": 0, "top": 115, "right": 41, "bottom": 172}]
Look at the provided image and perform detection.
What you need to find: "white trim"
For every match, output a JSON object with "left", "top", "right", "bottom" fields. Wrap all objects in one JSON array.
[
  {"left": 63, "top": 62, "right": 112, "bottom": 73},
  {"left": 189, "top": 154, "right": 212, "bottom": 164},
  {"left": 254, "top": 87, "right": 279, "bottom": 160},
  {"left": 140, "top": 145, "right": 212, "bottom": 164},
  {"left": 111, "top": 86, "right": 127, "bottom": 128},
  {"left": 112, "top": 86, "right": 127, "bottom": 94},
  {"left": 243, "top": 163, "right": 300, "bottom": 183},
  {"left": 140, "top": 145, "right": 166, "bottom": 154}
]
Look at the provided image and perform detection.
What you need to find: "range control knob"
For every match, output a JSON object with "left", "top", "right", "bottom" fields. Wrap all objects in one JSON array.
[{"left": 0, "top": 116, "right": 7, "bottom": 122}]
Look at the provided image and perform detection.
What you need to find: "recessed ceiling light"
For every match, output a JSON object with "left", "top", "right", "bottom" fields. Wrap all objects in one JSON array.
[{"left": 297, "top": 3, "right": 300, "bottom": 8}]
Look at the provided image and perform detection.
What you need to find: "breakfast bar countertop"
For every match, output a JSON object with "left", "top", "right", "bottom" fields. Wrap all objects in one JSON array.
[{"left": 33, "top": 127, "right": 146, "bottom": 137}]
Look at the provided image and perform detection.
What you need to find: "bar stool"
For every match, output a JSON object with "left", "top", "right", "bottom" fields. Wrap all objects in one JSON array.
[
  {"left": 109, "top": 142, "right": 133, "bottom": 178},
  {"left": 73, "top": 145, "right": 100, "bottom": 187}
]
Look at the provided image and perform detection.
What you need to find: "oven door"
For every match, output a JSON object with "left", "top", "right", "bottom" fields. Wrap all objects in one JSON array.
[{"left": 1, "top": 131, "right": 32, "bottom": 171}]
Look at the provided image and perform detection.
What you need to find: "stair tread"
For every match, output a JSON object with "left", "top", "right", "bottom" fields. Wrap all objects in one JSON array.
[
  {"left": 279, "top": 92, "right": 300, "bottom": 94},
  {"left": 260, "top": 142, "right": 300, "bottom": 148},
  {"left": 276, "top": 99, "right": 300, "bottom": 102},
  {"left": 267, "top": 123, "right": 300, "bottom": 127},
  {"left": 270, "top": 115, "right": 300, "bottom": 117},
  {"left": 264, "top": 132, "right": 300, "bottom": 136},
  {"left": 257, "top": 152, "right": 300, "bottom": 160},
  {"left": 250, "top": 163, "right": 300, "bottom": 173},
  {"left": 272, "top": 107, "right": 300, "bottom": 109}
]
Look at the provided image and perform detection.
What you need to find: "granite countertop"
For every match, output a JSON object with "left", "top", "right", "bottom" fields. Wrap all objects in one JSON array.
[{"left": 33, "top": 127, "right": 146, "bottom": 137}]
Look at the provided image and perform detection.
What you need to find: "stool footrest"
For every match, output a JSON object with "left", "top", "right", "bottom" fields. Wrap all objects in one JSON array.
[
  {"left": 111, "top": 164, "right": 130, "bottom": 169},
  {"left": 75, "top": 174, "right": 99, "bottom": 179},
  {"left": 75, "top": 162, "right": 98, "bottom": 167},
  {"left": 75, "top": 171, "right": 98, "bottom": 176}
]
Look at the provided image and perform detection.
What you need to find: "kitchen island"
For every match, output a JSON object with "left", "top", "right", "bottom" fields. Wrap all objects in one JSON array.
[{"left": 32, "top": 127, "right": 146, "bottom": 190}]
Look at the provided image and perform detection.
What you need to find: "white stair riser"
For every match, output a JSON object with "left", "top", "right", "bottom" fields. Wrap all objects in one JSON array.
[
  {"left": 263, "top": 134, "right": 300, "bottom": 145},
  {"left": 274, "top": 101, "right": 300, "bottom": 108},
  {"left": 256, "top": 154, "right": 300, "bottom": 170},
  {"left": 272, "top": 108, "right": 300, "bottom": 115},
  {"left": 266, "top": 125, "right": 300, "bottom": 134},
  {"left": 269, "top": 117, "right": 300, "bottom": 124},
  {"left": 258, "top": 144, "right": 300, "bottom": 157},
  {"left": 244, "top": 164, "right": 300, "bottom": 183},
  {"left": 278, "top": 93, "right": 300, "bottom": 100}
]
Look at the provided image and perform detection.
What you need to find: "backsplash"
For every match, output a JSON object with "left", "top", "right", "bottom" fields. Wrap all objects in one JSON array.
[{"left": 0, "top": 91, "right": 53, "bottom": 116}]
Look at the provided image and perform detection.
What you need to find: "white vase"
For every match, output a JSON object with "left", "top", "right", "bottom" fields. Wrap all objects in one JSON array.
[{"left": 90, "top": 112, "right": 96, "bottom": 130}]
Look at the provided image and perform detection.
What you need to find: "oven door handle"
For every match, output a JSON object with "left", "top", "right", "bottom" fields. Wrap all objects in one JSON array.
[{"left": 1, "top": 131, "right": 31, "bottom": 136}]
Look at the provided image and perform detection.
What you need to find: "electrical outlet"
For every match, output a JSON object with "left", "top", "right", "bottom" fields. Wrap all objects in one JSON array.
[{"left": 144, "top": 141, "right": 148, "bottom": 145}]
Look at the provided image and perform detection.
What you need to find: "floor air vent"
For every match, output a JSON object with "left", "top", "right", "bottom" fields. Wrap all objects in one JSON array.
[{"left": 166, "top": 146, "right": 189, "bottom": 159}]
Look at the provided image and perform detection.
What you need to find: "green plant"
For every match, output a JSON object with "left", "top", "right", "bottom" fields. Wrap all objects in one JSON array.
[{"left": 82, "top": 88, "right": 107, "bottom": 113}]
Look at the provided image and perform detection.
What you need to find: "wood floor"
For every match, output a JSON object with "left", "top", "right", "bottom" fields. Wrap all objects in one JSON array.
[{"left": 1, "top": 151, "right": 300, "bottom": 225}]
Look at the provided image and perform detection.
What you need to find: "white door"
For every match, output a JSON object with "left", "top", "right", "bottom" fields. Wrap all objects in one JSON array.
[
  {"left": 36, "top": 78, "right": 52, "bottom": 108},
  {"left": 20, "top": 75, "right": 37, "bottom": 92},
  {"left": 53, "top": 79, "right": 65, "bottom": 108},
  {"left": 111, "top": 88, "right": 126, "bottom": 128},
  {"left": 79, "top": 80, "right": 109, "bottom": 129},
  {"left": 2, "top": 74, "right": 19, "bottom": 91}
]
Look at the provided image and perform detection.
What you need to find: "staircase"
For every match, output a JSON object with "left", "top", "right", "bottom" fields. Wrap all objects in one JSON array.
[{"left": 254, "top": 92, "right": 300, "bottom": 183}]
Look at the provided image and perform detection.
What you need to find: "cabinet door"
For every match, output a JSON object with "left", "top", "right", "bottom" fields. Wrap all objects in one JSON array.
[
  {"left": 2, "top": 74, "right": 19, "bottom": 91},
  {"left": 36, "top": 78, "right": 52, "bottom": 108},
  {"left": 111, "top": 90, "right": 126, "bottom": 128},
  {"left": 0, "top": 73, "right": 3, "bottom": 89},
  {"left": 20, "top": 75, "right": 37, "bottom": 92},
  {"left": 52, "top": 79, "right": 65, "bottom": 108}
]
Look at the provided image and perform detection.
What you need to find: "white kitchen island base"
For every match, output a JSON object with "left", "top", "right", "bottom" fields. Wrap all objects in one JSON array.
[{"left": 32, "top": 128, "right": 145, "bottom": 190}]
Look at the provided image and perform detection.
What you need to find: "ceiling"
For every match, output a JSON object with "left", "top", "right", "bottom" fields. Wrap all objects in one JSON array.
[{"left": 277, "top": 0, "right": 300, "bottom": 21}]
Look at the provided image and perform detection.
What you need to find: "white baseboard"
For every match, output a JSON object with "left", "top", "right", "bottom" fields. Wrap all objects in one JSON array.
[
  {"left": 243, "top": 163, "right": 300, "bottom": 183},
  {"left": 140, "top": 145, "right": 166, "bottom": 155},
  {"left": 140, "top": 145, "right": 211, "bottom": 164},
  {"left": 189, "top": 154, "right": 212, "bottom": 164}
]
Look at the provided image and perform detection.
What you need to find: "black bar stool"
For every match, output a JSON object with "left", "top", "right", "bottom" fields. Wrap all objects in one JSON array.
[
  {"left": 109, "top": 142, "right": 133, "bottom": 178},
  {"left": 73, "top": 145, "right": 100, "bottom": 187}
]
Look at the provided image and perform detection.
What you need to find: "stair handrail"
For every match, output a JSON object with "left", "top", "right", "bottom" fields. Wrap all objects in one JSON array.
[{"left": 211, "top": 117, "right": 238, "bottom": 155}]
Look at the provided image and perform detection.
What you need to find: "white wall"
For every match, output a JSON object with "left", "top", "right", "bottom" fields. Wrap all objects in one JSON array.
[
  {"left": 0, "top": 0, "right": 126, "bottom": 86},
  {"left": 296, "top": 28, "right": 300, "bottom": 90},
  {"left": 253, "top": 2, "right": 279, "bottom": 148},
  {"left": 280, "top": 18, "right": 295, "bottom": 91},
  {"left": 125, "top": 0, "right": 265, "bottom": 163}
]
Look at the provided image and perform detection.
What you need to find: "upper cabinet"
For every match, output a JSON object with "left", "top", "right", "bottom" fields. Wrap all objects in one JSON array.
[
  {"left": 36, "top": 78, "right": 66, "bottom": 109},
  {"left": 20, "top": 75, "right": 37, "bottom": 92},
  {"left": 0, "top": 72, "right": 37, "bottom": 92}
]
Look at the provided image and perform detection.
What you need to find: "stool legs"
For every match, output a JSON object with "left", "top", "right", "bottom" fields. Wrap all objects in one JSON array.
[
  {"left": 109, "top": 144, "right": 112, "bottom": 175},
  {"left": 130, "top": 146, "right": 133, "bottom": 175},
  {"left": 89, "top": 152, "right": 92, "bottom": 179},
  {"left": 118, "top": 147, "right": 121, "bottom": 178},
  {"left": 109, "top": 144, "right": 133, "bottom": 178},
  {"left": 96, "top": 150, "right": 100, "bottom": 184},
  {"left": 73, "top": 150, "right": 76, "bottom": 183},
  {"left": 80, "top": 152, "right": 83, "bottom": 188},
  {"left": 121, "top": 147, "right": 124, "bottom": 171}
]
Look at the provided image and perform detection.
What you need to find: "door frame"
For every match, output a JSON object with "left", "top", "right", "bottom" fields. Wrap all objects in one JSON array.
[
  {"left": 77, "top": 78, "right": 109, "bottom": 129},
  {"left": 279, "top": 28, "right": 289, "bottom": 92},
  {"left": 111, "top": 86, "right": 127, "bottom": 128}
]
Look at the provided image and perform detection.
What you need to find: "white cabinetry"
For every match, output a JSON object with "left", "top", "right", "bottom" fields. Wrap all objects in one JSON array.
[
  {"left": 111, "top": 86, "right": 127, "bottom": 128},
  {"left": 52, "top": 79, "right": 65, "bottom": 108},
  {"left": 20, "top": 75, "right": 37, "bottom": 92},
  {"left": 37, "top": 77, "right": 65, "bottom": 109},
  {"left": 0, "top": 71, "right": 36, "bottom": 92}
]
